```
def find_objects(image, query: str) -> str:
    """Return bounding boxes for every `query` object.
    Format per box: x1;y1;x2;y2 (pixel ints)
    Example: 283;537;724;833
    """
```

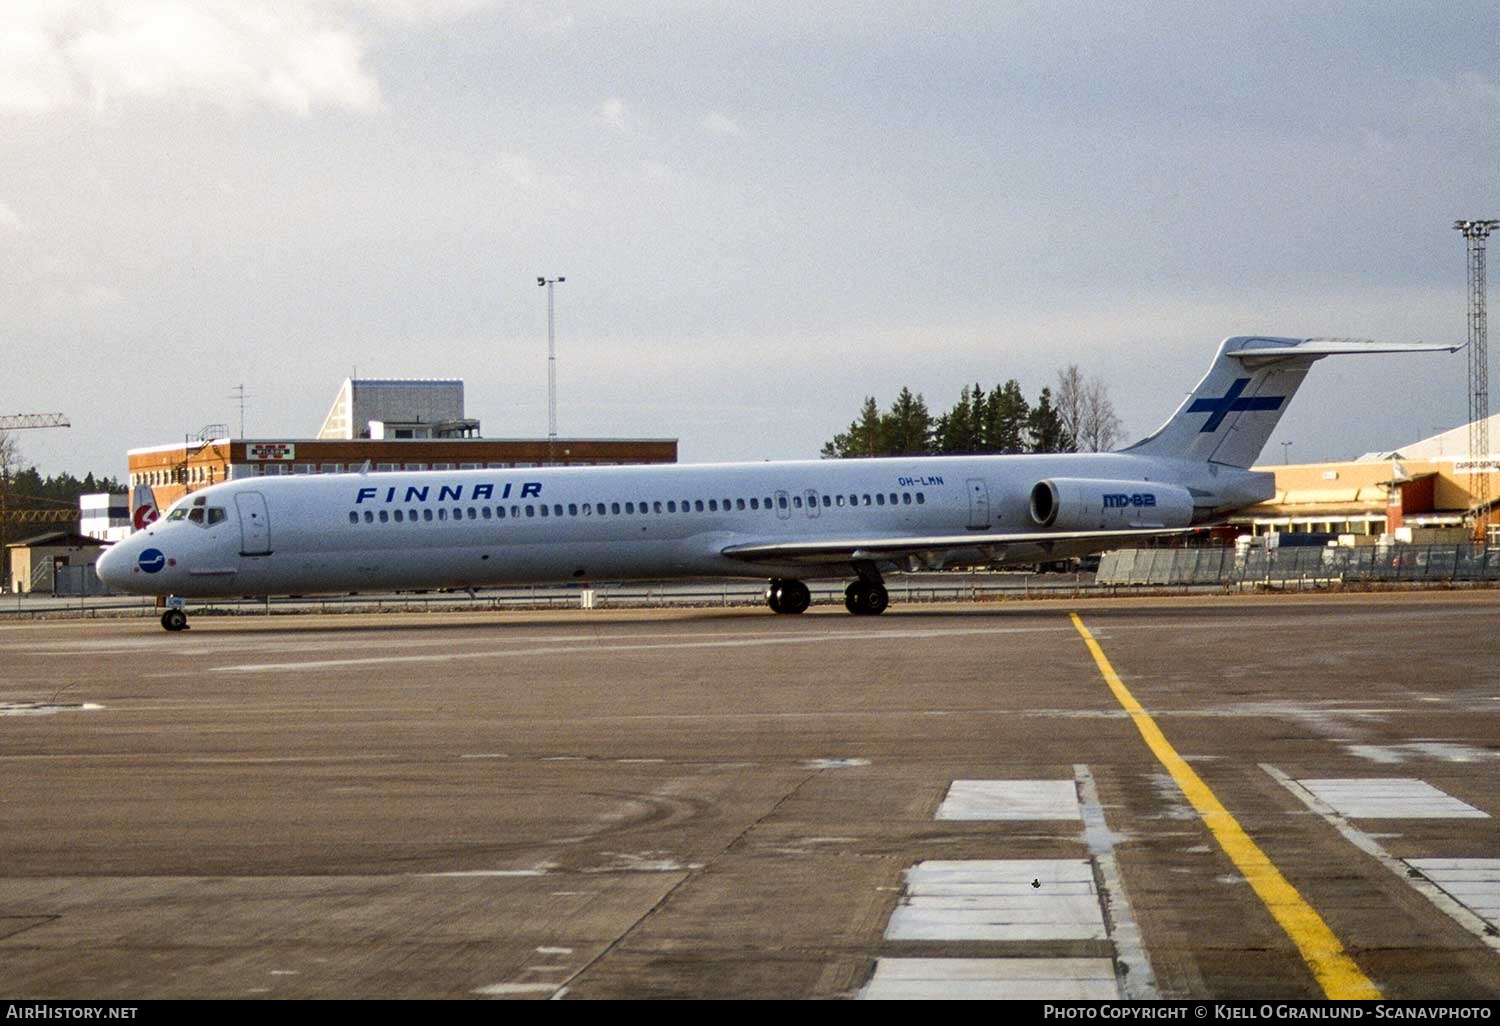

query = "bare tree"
1055;364;1123;452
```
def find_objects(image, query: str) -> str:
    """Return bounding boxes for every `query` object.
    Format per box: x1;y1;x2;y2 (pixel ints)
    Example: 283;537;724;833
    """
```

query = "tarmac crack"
543;768;824;999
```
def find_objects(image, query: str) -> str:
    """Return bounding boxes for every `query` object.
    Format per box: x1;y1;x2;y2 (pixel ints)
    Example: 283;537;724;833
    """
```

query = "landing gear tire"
766;578;811;614
844;580;889;616
160;608;189;632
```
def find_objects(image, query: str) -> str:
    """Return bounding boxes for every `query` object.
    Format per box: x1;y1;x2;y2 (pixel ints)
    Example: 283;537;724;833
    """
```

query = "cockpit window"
188;508;205;524
166;508;188;521
207;508;227;526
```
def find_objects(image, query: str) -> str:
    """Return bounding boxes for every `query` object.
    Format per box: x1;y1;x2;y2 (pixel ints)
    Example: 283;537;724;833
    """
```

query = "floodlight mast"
537;276;565;444
1455;220;1500;541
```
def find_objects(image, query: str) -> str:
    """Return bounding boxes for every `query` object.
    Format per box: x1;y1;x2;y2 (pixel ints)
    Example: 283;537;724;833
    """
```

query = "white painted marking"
1266;765;1500;955
1409;860;1500;926
472;983;561;995
935;780;1080;821
421;870;547;877
886;860;1106;942
1298;778;1488;819
860;958;1118;1001
536;947;574;955
804;758;870;770
207;624;1077;674
1345;742;1499;765
1075;763;1156;999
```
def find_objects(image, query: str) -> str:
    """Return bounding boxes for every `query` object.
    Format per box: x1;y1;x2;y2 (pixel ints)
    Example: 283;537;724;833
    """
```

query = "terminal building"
127;378;678;510
1228;416;1500;543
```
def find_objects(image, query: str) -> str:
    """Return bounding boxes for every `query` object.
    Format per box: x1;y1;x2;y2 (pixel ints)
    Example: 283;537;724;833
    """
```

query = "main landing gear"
843;579;889;616
765;577;811;614
765;563;890;616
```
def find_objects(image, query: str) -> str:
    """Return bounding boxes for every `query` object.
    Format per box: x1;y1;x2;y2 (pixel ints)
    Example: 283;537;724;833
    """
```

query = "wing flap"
721;527;1194;565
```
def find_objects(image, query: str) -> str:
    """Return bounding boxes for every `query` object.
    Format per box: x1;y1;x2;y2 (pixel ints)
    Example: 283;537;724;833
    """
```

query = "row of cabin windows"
346;491;927;526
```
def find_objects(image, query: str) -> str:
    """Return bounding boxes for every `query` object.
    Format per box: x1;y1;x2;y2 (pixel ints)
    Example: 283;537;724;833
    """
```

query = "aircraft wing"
721;527;1196;566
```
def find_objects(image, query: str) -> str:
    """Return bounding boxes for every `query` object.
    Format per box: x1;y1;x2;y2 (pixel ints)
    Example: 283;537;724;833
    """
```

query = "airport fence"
1097;544;1500;587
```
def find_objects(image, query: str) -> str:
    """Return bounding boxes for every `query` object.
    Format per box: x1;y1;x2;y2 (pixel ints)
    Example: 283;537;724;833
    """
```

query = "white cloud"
700;111;741;136
595;96;629;133
497;153;537;189
0;1;387;115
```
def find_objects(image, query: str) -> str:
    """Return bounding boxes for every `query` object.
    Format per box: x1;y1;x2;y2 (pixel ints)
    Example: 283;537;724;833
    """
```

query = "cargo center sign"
246;443;296;462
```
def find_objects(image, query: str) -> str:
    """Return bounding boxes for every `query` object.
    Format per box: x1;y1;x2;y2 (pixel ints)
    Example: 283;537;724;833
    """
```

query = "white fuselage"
96;453;1271;598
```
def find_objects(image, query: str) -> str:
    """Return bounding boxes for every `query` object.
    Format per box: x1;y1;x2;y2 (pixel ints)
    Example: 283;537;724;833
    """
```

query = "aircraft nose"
96;540;132;590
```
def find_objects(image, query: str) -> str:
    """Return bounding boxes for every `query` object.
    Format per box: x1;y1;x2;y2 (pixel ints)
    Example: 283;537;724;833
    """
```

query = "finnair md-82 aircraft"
97;336;1454;631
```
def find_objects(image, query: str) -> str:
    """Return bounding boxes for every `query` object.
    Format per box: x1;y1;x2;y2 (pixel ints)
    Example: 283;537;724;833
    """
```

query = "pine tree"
1027;387;1075;453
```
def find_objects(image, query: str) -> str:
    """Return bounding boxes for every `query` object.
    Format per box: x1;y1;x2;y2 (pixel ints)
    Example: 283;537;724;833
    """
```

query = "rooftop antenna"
228;384;252;439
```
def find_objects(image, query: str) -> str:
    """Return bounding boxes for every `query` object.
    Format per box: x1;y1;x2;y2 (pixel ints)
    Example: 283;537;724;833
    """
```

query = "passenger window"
750;498;759;510
540;504;549;517
379;510;389;523
625;502;634;514
363;511;374;523
424;509;434;521
496;506;505;519
902;493;912;505
611;502;620;515
526;505;535;517
454;507;463;519
553;504;563;517
736;499;746;511
569;503;578;516
876;494;885;506
793;496;802;508
916;493;925;505
348;511;358;524
889;493;898;505
438;509;448;521
394;510;404;523
482;506;491;519
836;495;845;507
708;500;718;512
667;501;677;513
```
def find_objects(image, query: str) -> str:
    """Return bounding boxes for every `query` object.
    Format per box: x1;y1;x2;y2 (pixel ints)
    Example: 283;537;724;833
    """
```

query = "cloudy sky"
3;1;1498;478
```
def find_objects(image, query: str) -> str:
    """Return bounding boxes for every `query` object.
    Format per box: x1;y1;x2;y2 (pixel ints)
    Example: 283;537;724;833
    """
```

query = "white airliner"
97;336;1455;631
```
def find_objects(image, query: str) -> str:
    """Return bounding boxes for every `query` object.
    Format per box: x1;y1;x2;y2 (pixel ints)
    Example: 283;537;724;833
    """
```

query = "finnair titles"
97;336;1457;631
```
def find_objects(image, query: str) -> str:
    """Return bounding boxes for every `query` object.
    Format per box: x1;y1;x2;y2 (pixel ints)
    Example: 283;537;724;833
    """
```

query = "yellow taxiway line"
1069;612;1380;1000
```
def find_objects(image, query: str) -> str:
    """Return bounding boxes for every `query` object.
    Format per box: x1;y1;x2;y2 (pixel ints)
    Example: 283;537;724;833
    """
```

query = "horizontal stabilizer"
1229;337;1460;363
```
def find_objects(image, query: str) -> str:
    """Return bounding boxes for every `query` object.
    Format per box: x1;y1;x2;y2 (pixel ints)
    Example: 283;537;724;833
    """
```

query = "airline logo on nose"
138;548;166;574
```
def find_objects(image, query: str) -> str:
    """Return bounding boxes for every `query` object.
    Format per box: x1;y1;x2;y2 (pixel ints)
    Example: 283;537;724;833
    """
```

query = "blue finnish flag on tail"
1124;336;1459;469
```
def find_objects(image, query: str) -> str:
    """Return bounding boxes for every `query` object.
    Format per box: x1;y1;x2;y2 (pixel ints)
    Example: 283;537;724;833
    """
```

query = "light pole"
537;276;565;446
1281;441;1292;465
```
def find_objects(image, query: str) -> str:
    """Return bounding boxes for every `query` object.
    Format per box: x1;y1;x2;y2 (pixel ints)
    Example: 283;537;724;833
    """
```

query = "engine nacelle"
1028;478;1195;531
